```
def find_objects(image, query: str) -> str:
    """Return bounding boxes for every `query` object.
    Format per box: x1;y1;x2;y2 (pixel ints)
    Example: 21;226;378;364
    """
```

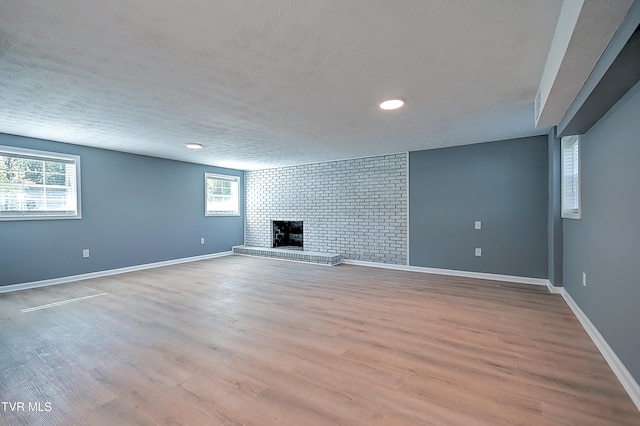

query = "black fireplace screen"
272;221;303;249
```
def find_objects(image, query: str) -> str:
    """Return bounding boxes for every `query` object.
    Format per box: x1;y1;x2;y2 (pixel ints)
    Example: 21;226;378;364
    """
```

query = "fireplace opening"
272;221;303;250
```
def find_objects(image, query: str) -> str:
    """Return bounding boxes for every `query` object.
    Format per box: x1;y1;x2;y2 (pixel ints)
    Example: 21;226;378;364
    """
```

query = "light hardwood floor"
1;255;638;425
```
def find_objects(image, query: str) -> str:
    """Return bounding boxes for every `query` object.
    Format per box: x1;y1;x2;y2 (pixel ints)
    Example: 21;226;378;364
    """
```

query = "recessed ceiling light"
186;143;203;149
379;99;405;110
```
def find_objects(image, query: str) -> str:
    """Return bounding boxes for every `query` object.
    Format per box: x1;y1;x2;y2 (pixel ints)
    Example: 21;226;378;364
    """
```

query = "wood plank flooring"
1;255;638;425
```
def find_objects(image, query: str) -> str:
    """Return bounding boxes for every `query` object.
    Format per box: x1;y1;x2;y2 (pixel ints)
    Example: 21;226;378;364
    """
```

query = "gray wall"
548;128;563;286
563;80;640;382
245;154;407;264
0;133;244;287
409;137;548;278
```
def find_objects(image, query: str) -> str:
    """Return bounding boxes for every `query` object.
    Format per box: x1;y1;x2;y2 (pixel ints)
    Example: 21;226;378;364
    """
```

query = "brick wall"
245;153;407;264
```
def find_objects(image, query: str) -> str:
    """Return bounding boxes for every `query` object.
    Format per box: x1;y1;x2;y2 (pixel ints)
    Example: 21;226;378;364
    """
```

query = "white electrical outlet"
82;249;90;258
582;272;587;286
475;248;482;257
200;238;205;245
475;221;482;230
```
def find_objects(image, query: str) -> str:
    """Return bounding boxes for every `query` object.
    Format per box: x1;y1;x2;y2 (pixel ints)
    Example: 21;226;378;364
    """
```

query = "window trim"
205;172;240;217
0;145;82;221
561;135;581;220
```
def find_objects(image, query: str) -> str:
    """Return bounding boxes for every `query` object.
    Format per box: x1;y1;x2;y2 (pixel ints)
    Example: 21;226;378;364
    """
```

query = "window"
561;135;581;219
0;145;81;220
205;173;239;216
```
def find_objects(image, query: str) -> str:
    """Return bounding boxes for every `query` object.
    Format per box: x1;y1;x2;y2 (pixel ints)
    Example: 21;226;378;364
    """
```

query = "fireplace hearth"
272;221;303;250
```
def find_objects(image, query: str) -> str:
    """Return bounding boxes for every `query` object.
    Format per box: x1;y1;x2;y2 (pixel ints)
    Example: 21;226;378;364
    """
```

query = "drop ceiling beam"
535;0;633;128
558;1;640;137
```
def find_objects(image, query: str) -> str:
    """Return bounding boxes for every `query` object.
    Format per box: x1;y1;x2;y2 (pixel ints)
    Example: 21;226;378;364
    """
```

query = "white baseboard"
341;259;551;287
560;288;640;412
546;282;563;294
0;251;233;294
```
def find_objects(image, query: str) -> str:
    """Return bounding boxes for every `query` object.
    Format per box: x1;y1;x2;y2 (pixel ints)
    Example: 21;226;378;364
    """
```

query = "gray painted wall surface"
0;134;244;287
245;154;407;264
409;137;548;278
548;129;563;286
563;80;640;383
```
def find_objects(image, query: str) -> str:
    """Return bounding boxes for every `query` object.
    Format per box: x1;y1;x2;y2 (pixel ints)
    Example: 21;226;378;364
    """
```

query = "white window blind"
561;135;581;219
0;145;81;220
205;173;239;216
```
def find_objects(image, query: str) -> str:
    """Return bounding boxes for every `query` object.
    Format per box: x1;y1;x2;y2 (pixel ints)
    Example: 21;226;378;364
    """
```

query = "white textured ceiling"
0;1;630;170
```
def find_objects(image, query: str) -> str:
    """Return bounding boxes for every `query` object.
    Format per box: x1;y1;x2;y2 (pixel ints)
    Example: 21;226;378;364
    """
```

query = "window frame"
561;135;581;220
205;172;240;217
0;145;82;221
